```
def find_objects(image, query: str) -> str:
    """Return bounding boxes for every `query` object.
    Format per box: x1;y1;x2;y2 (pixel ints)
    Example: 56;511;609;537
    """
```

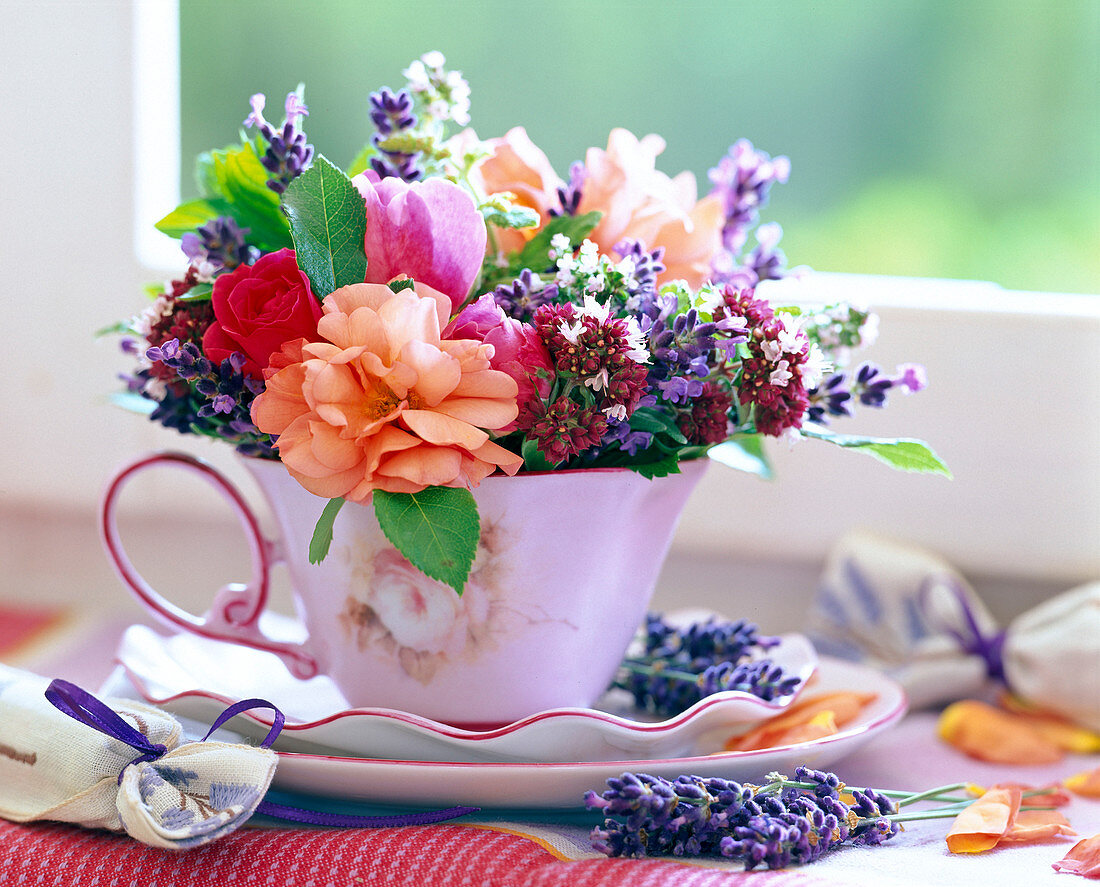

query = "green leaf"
521;437;558;471
309;498;346;564
281;155;368;299
514;211;602;271
154;198;231;238
708;436;774;480
800;427;952;477
481;203;540;230
632;454;682;479
109;391;156;416
373;487;480;595
347;143;375;177
176;283;213;302
197;140;293;251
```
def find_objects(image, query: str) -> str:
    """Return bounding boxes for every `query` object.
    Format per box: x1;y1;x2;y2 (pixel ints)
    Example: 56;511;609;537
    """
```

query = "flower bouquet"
111;52;945;600
101;52;952;722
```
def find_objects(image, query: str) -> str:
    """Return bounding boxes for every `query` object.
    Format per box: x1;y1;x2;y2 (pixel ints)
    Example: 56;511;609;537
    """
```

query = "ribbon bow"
45;679;477;828
918;577;1006;681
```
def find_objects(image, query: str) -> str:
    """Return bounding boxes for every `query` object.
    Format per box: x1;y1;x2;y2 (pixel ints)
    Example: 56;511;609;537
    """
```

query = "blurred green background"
180;0;1099;294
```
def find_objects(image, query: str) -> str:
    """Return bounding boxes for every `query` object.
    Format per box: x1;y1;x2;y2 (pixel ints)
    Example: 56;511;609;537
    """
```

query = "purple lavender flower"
368;86;422;182
615;614;796;715
613;240;666;309
492;268;558;322
806;372;853;423
708;139;790;255
243;91;315;195
180;216;258;274
550;161;587;217
587;767;900;867
852;361;894;407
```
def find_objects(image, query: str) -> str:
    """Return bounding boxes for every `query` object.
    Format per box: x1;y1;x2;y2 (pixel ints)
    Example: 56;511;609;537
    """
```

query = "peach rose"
578;129;723;289
251;281;523;500
476;127;722;288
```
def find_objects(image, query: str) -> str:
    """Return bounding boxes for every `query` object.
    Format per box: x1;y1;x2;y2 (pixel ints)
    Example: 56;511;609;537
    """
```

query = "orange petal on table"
937;700;1064;764
987;782;1073;807
946;785;1022;853
1053;834;1100;878
1000;809;1076;843
1065;767;1100;798
723;692;875;752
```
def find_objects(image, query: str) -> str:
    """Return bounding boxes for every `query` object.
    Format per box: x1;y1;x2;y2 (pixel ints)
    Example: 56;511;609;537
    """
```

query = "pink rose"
446;295;553;430
201;248;322;379
353;171;487;311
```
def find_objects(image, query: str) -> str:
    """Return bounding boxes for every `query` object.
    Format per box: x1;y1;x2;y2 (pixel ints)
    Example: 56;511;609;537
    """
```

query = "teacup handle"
100;451;319;679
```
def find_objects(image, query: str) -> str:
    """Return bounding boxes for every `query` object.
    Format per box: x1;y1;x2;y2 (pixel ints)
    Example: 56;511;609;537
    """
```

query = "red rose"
202;248;322;378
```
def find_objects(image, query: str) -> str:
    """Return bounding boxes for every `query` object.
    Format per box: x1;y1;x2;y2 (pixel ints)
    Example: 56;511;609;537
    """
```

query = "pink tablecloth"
3;603;1098;886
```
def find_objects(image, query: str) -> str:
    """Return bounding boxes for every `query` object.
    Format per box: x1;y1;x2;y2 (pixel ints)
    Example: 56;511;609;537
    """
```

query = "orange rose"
251;282;523;500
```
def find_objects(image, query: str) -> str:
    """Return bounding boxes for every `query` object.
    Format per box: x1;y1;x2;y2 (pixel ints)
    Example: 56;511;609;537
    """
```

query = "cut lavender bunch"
614;613;800;715
586;766;904;868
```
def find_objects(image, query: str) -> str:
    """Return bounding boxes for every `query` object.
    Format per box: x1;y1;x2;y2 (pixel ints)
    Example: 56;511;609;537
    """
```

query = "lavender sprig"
614;614;800;715
368;86;422;182
587;767;904;868
243;91;315;195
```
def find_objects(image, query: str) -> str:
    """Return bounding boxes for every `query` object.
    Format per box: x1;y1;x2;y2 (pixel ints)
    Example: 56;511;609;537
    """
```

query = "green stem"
896;783;968;807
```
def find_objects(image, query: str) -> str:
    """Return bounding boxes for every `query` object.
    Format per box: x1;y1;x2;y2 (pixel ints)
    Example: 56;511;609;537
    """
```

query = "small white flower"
132;294;174;338
769;359;793;387
800;344;833;390
621;316;650;364
580;293;610;323
558;318;585;344
427;99;450;120
760;338;784;363
614;255;637;277
603;403;628;421
693;285;723;316
584;368;610;392
402;60;430;92
550;232;572;256
776;324;806;356
420;50;446;69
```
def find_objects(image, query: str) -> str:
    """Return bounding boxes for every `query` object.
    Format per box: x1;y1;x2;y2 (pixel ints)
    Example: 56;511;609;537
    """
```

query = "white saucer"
270;657;908;810
112;620;818;763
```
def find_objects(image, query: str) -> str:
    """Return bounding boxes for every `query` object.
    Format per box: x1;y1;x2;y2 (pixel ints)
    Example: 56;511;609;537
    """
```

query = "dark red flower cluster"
518;396;608;464
677;381;733;445
722;285;810;437
146;300;214;383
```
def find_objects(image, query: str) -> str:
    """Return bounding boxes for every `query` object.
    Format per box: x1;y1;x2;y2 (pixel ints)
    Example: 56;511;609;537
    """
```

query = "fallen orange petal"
981;782;1073;807
1066;767;1100;798
723;691;876;752
946;785;1022;853
1053;833;1100;878
1000;809;1076;844
938;700;1064;764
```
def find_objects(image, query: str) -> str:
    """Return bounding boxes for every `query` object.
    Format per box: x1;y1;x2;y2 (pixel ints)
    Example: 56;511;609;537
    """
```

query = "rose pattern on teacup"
337;516;575;683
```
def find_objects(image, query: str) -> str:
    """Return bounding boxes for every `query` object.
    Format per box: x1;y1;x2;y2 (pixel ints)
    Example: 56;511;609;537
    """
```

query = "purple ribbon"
917;577;1006;680
44;679;478;827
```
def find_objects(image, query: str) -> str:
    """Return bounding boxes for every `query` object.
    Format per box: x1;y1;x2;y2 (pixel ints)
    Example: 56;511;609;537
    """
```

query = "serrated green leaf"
801;427;952;477
707;436;774;480
373;487;480;595
281;155;368;300
154;198;231;238
309;498;346;564
632;454;682;479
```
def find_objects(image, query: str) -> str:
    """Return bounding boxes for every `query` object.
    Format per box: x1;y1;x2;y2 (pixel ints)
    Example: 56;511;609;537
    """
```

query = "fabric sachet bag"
0;663;277;849
808;532;1100;729
1002;581;1100;731
806;531;999;709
